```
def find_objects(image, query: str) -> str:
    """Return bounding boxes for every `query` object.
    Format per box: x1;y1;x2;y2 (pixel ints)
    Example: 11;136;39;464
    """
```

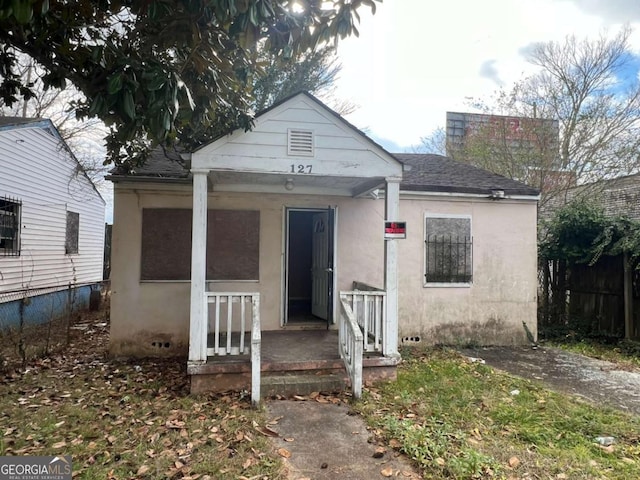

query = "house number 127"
290;164;313;174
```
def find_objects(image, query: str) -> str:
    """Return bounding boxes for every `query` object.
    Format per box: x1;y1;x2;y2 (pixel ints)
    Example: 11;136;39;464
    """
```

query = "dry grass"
5;305;640;479
0;305;284;480
356;347;640;479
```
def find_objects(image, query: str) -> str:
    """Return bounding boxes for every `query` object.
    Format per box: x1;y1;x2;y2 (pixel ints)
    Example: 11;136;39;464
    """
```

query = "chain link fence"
0;281;109;369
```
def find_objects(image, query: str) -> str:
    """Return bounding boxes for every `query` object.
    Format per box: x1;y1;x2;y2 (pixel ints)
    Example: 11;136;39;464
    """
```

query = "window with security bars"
0;196;21;256
425;216;473;284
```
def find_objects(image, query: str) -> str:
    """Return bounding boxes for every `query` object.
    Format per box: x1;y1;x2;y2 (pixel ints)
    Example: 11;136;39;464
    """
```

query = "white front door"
311;212;329;319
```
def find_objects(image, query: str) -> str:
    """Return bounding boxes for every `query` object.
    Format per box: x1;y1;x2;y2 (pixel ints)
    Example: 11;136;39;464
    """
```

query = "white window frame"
65;210;80;255
423;213;473;288
0;197;21;256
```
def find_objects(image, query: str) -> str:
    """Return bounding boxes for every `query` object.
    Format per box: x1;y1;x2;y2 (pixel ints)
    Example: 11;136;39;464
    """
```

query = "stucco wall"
110;184;538;356
397;195;538;346
110;183;384;356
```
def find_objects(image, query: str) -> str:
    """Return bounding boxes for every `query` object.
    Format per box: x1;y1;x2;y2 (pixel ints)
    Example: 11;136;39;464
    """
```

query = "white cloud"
557;0;640;23
335;0;639;151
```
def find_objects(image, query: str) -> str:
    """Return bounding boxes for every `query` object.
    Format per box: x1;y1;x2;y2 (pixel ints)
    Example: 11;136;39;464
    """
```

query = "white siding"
193;94;402;180
0;126;105;300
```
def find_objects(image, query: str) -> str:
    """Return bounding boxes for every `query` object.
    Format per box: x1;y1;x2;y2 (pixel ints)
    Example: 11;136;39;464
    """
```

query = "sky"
334;0;640;153
100;0;640;223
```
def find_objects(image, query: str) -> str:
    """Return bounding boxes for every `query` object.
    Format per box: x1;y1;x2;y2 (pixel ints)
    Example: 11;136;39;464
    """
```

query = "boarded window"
141;209;192;280
140;208;260;281
425;216;472;284
65;211;80;254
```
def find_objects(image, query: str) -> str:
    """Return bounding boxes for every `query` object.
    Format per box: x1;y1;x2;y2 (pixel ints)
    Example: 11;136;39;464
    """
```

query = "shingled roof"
111;150;539;198
109;147;190;180
395;153;540;197
540;172;640;221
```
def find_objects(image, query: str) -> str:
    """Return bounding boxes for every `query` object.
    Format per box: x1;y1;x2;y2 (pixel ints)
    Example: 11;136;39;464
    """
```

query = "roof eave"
400;184;540;200
106;174;191;184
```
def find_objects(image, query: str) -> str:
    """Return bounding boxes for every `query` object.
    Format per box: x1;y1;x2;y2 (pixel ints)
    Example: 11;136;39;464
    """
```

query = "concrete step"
261;371;348;398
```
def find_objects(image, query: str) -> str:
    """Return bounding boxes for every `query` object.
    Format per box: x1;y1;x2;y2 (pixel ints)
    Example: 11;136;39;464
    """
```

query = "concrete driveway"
460;345;640;415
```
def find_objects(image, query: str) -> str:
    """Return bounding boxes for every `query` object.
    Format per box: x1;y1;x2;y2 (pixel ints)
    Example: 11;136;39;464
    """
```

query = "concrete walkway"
264;346;640;479
266;399;420;480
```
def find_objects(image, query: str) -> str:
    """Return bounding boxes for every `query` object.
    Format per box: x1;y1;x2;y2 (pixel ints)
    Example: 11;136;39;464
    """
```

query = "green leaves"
540;198;640;265
106;73;123;95
0;0;382;168
121;90;136;120
10;0;33;23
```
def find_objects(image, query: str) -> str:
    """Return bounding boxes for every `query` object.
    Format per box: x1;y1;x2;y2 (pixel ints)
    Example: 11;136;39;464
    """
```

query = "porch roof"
108;93;405;196
110;150;541;199
107;94;538;200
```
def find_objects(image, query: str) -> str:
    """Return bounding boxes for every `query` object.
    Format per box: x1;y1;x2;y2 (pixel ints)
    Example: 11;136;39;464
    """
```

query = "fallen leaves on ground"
277;448;291;458
354;347;640;480
0;307;283;479
507;456;520;468
380;466;394;477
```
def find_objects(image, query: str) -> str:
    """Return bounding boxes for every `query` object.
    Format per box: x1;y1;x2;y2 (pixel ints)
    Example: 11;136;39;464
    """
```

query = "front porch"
185;93;406;404
187;329;399;396
187;289;400;403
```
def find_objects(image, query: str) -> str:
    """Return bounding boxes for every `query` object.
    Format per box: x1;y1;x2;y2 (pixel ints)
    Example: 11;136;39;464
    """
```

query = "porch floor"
189;329;394;376
201;330;341;371
188;329;400;394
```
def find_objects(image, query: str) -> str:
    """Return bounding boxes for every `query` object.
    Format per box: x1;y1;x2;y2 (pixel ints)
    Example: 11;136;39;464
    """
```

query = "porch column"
384;179;400;357
188;170;208;363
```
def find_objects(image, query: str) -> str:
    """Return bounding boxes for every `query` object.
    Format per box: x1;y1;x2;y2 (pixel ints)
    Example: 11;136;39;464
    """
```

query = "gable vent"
288;129;314;156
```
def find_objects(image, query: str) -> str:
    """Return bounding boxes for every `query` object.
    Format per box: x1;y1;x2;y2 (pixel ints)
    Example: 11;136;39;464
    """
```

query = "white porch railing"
205;292;261;405
340;289;385;353
338;295;363;399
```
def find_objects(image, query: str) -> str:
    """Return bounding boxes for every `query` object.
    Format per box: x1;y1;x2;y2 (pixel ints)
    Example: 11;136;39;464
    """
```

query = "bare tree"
448;27;640;207
252;46;356;115
0;53;108;185
448;110;562;206
417;126;447;155
527;27;640;180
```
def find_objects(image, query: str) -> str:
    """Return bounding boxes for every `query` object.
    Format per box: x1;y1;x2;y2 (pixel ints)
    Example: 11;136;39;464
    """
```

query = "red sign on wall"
384;221;407;239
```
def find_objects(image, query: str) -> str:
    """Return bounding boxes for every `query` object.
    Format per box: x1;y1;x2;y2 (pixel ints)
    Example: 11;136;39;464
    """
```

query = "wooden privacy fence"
539;255;640;339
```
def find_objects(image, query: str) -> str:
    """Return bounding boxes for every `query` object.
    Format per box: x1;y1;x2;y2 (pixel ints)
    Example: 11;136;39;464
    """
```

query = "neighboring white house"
107;93;539;397
0;117;106;327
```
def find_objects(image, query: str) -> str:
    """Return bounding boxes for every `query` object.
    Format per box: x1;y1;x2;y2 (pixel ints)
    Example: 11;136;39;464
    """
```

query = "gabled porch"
184;93;405;404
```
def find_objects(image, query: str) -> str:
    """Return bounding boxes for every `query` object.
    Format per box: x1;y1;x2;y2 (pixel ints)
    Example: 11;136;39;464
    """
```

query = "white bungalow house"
108;93;539;403
0;117;106;327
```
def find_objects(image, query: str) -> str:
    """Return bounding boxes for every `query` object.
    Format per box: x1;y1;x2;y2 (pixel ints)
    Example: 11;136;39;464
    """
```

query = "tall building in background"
446;112;559;159
445;112;572;203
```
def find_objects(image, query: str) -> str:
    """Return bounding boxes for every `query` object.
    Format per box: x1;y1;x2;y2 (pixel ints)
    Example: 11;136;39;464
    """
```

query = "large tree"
252;45;355;115
0;0;379;169
441;27;640;207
